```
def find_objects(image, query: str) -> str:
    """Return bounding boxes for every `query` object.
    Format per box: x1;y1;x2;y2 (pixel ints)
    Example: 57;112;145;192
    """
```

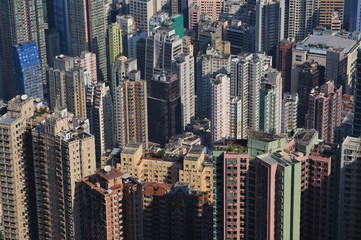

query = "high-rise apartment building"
196;47;231;119
76;51;98;84
32;109;96;239
338;137;361;239
230;53;272;135
187;0;224;29
144;27;183;89
108;22;123;64
211;74;230;143
174;54;195;130
281;92;298;134
80;167;143;240
86;82;114;162
278;38;296;92
69;0;108;82
0;0;47;100
116;15;137;58
259;69;282;135
111;58;148;148
148;72;182;145
247;152;301;239
13;42;44;100
65;67;87;118
0;96;35;239
319;0;344;31
305;80;342;142
230;97;243;139
285;0;319;41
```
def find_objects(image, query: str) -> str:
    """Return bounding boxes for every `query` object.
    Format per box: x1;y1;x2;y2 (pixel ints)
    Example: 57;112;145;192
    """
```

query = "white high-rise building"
130;0;160;36
230;53;272;136
211;74;230;143
281;92;298;134
174;54;195;130
230;96;243;139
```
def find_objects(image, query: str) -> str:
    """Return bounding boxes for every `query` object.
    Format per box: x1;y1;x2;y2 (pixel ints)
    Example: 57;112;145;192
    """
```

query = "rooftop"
0;115;16;125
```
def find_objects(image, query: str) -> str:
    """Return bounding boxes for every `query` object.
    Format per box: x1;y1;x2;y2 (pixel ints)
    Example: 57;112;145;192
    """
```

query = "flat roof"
0;116;16;125
297;35;357;54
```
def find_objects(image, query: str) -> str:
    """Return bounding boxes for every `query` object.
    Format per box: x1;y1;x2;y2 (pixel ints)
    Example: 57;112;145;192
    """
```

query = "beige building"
0;95;35;239
319;0;344;31
118;143;214;202
32;109;96;239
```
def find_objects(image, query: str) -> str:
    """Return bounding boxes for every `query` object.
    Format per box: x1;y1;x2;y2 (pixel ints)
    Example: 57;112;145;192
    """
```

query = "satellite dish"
104;165;112;172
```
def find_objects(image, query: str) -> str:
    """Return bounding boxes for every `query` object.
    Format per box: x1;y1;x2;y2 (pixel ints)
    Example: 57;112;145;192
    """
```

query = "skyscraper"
281;92;298;134
319;0;344;31
259;69;282;135
86;82;114;162
353;48;361;137
0;96;35;239
0;0;47;100
305;80;342;142
112;58;148;148
129;0;158;35
148;72;181;145
211;74;230;143
278;38;296;92
13;42;44;99
69;0;108;82
174;54;195;130
108;22;123;64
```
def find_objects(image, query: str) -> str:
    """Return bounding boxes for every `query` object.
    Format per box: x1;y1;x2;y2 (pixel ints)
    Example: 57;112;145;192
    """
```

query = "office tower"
305;80;342;142
259;69;282;135
197;47;231;119
226;20;256;55
285;0;319;41
143;182;212;240
0;0;47;101
281;93;298;134
148;72;182;145
45;29;61;67
13;42;44;100
80;167;143;240
353;49;361;137
54;0;71;54
111;58;148;148
174;54;195;130
86;82;114;162
338;137;361;239
293;61;325;127
247;152;301;239
278;38;296;92
0;96;35;239
108;22;123;64
32;109;95;239
230;97;242;139
347;0;361;31
65;67;87;118
213;149;249;240
77;51;97;84
319;0;344;31
292;31;359;94
247;131;286;158
129;0;158;35
144;27;183;87
211;74;230;143
255;0;283;66
69;0;108;82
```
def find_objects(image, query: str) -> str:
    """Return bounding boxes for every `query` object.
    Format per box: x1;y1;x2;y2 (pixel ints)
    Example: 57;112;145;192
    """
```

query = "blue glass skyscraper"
13;42;43;99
